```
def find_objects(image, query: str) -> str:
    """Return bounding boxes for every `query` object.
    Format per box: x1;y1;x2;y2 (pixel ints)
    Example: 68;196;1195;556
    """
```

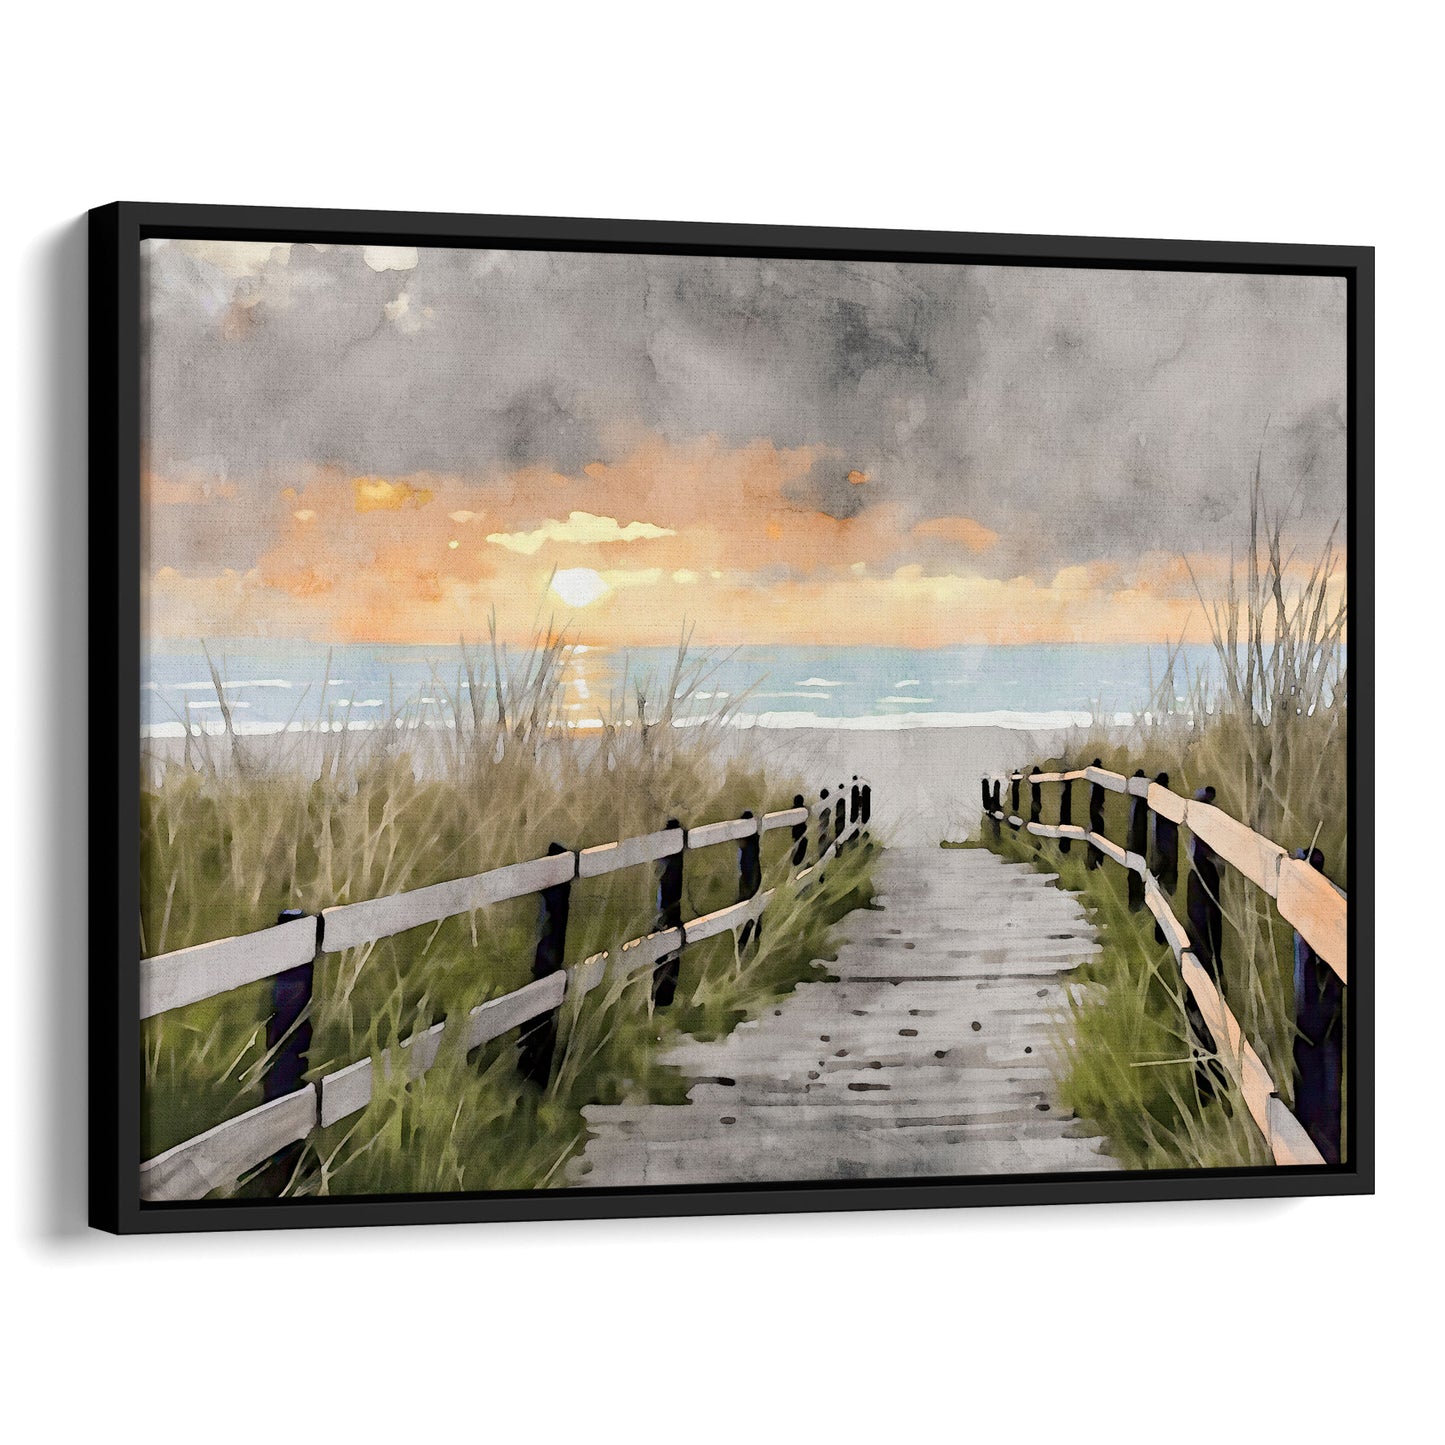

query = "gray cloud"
142;240;1346;574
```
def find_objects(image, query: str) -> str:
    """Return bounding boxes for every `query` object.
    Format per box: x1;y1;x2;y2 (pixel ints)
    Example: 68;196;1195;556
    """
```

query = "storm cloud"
142;239;1347;582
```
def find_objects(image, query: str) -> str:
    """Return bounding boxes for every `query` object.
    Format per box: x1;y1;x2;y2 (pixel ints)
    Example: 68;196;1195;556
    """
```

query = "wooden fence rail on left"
140;785;871;1203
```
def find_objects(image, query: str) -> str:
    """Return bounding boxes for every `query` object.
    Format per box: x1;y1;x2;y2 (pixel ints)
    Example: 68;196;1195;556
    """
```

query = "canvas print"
135;236;1350;1204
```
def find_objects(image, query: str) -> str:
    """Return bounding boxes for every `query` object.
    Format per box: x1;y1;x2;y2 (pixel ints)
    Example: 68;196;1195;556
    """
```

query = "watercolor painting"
135;237;1350;1202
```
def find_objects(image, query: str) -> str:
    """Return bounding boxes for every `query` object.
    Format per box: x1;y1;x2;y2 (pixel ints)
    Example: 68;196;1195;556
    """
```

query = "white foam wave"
142;707;1138;741
795;677;843;687
168;679;292;691
718;708;1135;732
143;717;384;739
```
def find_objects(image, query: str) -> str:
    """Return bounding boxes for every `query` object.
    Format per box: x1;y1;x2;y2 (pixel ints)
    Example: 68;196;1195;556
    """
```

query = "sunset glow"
141;428;1345;648
140;240;1347;650
550;567;611;609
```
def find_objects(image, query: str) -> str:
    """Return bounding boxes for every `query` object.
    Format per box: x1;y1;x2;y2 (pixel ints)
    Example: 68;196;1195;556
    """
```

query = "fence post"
834;786;846;850
989;778;1002;839
1167;791;1225;1103
1292;847;1343;1163
860;780;871;828
737;810;762;952
264;908;314;1103
1186;786;1223;984
253;907;316;1194
816;788;832;860
1151;772;1179;893
791;793;808;867
1086;759;1106;870
850;776;861;837
651;819;685;1007
1127;769;1148;911
518;842;573;1083
1058;774;1073;853
1029;767;1041;826
1183;989;1225;1103
1150;770;1179;944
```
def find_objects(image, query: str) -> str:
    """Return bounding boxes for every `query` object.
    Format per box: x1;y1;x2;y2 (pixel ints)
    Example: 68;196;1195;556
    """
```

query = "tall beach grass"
983;485;1347;1169
140;626;876;1194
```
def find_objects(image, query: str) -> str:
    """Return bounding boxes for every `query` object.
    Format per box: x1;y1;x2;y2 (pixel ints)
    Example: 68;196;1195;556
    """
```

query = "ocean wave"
143;706;1140;741
795;677;843;687
166;679;292;691
717;708;1136;731
143;718;381;738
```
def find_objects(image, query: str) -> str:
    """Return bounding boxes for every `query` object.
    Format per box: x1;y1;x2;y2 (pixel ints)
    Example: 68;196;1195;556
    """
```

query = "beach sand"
143;720;1090;850
712;723;1082;848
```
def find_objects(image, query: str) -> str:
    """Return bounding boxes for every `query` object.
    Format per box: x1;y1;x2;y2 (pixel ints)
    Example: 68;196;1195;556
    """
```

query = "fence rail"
140;807;819;1020
140;780;873;1202
984;761;1347;1167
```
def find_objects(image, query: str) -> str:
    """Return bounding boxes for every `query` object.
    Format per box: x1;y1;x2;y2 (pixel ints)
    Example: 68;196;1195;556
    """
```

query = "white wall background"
4;4;1437;1439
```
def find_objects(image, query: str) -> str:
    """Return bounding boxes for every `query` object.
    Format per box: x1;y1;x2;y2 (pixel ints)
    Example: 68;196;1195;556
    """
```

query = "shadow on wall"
35;216;89;1242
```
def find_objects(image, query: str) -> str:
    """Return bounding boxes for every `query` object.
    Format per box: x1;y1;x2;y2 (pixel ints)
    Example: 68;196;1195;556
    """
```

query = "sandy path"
711;722;1077;847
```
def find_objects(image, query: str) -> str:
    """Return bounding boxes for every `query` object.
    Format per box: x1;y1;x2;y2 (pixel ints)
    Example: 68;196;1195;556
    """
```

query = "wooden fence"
139;778;874;1202
982;762;1347;1168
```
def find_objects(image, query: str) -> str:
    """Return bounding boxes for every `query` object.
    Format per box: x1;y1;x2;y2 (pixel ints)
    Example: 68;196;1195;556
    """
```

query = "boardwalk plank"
569;847;1118;1187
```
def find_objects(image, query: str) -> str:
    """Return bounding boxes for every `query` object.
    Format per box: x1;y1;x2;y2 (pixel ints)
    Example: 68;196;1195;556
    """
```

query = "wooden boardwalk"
568;846;1119;1186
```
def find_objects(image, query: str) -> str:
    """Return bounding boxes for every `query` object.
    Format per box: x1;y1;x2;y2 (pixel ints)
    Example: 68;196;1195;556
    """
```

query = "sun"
550;568;611;608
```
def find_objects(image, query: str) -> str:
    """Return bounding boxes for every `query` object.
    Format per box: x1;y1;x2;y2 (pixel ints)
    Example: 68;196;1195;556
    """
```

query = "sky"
140;239;1347;648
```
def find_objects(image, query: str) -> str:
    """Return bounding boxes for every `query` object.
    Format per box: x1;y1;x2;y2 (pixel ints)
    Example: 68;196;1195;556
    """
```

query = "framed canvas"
90;202;1373;1234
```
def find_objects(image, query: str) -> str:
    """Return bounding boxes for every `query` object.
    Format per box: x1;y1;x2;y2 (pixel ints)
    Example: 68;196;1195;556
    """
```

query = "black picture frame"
90;201;1374;1234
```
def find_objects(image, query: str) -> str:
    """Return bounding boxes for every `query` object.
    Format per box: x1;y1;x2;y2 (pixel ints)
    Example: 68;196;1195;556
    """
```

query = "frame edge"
92;205;1375;1232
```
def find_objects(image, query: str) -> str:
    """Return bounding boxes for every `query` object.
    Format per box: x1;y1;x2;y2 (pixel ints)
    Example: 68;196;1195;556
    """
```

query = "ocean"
140;640;1223;739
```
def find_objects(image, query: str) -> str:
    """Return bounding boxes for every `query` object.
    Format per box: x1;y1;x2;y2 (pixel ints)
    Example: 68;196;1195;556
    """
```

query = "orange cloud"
485;511;675;555
143;435;1332;649
144;541;1274;649
911;515;1000;553
353;477;435;512
143;470;237;505
265;566;334;598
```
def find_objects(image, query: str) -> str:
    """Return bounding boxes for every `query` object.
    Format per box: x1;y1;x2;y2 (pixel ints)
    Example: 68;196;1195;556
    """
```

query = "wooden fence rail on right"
984;762;1347;1169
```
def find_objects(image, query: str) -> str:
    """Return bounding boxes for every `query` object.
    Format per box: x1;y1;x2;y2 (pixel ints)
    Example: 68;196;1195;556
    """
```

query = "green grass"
978;482;1346;1170
986;823;1272;1169
140;629;876;1194
302;842;876;1197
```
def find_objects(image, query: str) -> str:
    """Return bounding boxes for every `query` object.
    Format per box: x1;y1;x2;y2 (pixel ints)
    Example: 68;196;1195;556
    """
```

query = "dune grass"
981;488;1347;1170
139;628;876;1194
